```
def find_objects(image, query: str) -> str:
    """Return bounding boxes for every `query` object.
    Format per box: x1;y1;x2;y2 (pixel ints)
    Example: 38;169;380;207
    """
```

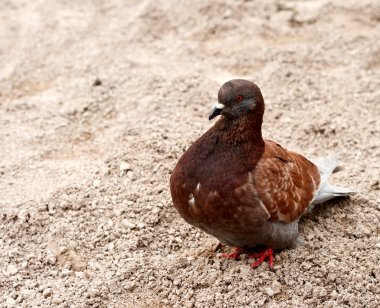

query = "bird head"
209;79;265;121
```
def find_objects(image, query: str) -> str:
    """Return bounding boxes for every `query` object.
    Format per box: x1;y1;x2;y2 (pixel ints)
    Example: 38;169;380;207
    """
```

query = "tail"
311;154;355;205
313;183;355;205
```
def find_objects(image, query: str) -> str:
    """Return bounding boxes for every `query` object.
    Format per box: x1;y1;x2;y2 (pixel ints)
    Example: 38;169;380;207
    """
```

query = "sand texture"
1;0;379;307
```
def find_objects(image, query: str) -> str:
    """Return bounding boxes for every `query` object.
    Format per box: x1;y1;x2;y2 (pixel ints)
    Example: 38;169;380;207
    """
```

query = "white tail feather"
312;153;339;188
311;154;355;205
313;183;355;205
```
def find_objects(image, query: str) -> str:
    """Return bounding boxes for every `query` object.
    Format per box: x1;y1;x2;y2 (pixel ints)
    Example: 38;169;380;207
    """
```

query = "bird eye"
235;95;243;102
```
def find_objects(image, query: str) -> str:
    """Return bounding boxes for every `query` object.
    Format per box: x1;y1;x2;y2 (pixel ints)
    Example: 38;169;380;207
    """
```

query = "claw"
220;247;243;260
248;248;274;270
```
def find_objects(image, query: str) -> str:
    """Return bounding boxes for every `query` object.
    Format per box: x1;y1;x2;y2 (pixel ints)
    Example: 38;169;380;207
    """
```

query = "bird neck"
216;111;264;147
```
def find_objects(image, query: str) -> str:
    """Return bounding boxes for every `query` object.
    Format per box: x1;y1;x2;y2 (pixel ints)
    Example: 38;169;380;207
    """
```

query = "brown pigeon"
170;79;353;269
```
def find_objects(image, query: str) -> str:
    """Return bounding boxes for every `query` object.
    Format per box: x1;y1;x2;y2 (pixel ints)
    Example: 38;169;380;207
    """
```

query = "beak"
208;103;225;121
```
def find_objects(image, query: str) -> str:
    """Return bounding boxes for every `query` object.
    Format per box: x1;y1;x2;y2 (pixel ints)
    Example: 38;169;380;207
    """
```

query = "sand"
0;0;379;307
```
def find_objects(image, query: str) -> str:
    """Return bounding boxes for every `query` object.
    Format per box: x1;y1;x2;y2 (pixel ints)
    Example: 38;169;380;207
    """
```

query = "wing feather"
252;140;320;223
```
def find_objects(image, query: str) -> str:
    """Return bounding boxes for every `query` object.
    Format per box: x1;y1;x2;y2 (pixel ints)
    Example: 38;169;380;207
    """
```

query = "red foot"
248;248;274;270
220;247;244;260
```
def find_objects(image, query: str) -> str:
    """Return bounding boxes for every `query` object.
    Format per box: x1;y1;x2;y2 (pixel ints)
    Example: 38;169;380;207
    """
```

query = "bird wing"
252;140;321;223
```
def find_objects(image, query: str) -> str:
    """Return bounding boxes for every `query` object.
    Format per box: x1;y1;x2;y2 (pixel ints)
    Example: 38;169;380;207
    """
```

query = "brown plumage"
170;79;352;269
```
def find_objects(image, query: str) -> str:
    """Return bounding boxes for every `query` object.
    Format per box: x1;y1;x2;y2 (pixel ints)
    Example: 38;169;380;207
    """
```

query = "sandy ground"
1;0;379;307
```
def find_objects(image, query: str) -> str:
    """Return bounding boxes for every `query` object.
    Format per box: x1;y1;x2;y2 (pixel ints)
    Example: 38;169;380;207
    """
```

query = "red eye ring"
235;95;244;102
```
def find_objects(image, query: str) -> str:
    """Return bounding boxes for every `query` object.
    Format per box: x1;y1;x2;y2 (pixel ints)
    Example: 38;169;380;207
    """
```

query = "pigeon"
169;79;353;269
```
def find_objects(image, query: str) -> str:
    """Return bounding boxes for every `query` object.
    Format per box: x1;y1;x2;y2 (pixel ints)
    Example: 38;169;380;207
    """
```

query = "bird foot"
248;248;274;270
220;247;244;260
